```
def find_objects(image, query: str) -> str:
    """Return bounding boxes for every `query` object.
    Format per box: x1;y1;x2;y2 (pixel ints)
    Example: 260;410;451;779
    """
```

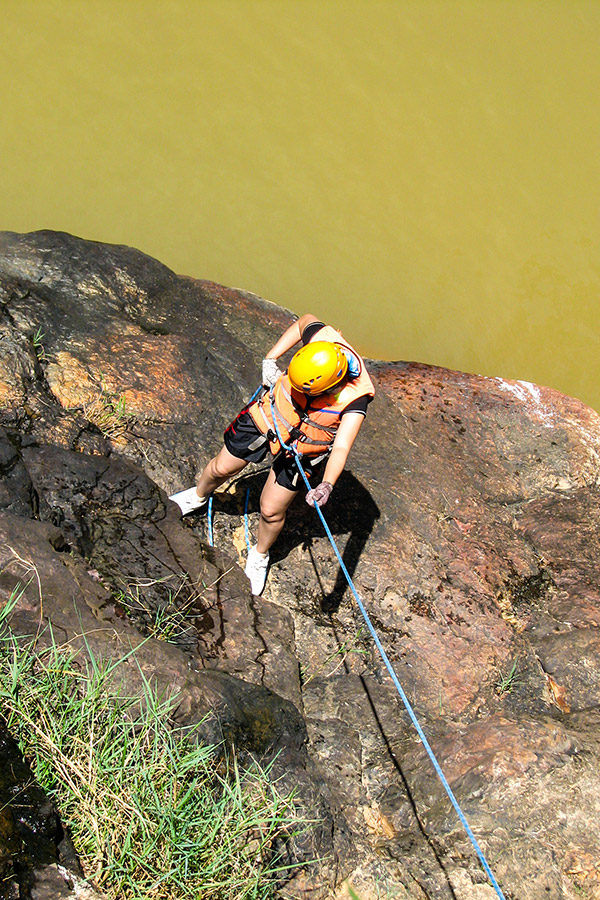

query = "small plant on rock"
114;569;235;645
82;377;134;440
494;659;520;697
32;326;46;360
301;626;367;686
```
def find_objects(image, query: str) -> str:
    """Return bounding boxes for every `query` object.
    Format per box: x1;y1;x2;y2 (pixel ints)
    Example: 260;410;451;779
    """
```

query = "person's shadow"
213;466;380;613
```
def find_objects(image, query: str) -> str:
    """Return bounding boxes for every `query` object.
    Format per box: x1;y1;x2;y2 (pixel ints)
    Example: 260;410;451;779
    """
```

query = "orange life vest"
248;325;375;457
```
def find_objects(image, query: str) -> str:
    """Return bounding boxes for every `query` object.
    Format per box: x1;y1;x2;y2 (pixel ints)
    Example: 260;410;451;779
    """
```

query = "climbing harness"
247;334;374;459
266;387;507;900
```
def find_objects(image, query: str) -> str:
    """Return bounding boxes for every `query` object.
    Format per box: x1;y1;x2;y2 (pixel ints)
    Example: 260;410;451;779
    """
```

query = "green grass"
32;325;46;360
300;626;367;686
0;587;309;899
113;574;207;645
494;658;520;697
82;386;132;439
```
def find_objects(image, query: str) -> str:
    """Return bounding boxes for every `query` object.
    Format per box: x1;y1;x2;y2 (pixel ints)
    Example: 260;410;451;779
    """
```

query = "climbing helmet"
288;341;349;395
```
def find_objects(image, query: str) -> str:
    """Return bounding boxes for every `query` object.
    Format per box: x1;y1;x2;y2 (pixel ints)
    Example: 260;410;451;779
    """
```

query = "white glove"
305;482;333;508
262;358;282;388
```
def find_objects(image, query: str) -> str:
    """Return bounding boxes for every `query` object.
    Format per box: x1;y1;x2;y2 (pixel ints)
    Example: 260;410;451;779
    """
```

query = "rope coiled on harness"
266;386;507;900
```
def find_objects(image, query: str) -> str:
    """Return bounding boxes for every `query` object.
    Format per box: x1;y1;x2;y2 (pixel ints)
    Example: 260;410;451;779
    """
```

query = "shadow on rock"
211;467;381;613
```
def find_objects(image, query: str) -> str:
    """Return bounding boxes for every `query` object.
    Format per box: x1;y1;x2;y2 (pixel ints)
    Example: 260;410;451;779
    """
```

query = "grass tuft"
494;658;520;697
0;587;309;899
32;325;46;360
82;387;132;439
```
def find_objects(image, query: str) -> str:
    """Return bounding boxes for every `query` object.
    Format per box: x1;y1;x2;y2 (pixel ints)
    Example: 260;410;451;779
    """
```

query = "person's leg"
256;468;298;554
196;444;248;497
245;468;298;594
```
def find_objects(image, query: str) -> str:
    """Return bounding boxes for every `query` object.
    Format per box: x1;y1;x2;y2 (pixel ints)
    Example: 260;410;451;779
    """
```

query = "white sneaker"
244;546;270;595
169;487;208;516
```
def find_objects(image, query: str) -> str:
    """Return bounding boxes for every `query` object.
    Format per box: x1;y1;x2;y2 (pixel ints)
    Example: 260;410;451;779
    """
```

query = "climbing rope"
207;495;214;547
244;487;252;554
265;387;507;900
207;386;264;549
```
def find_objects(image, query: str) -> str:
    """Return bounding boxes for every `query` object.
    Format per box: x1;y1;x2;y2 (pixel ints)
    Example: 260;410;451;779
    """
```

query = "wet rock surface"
0;230;599;898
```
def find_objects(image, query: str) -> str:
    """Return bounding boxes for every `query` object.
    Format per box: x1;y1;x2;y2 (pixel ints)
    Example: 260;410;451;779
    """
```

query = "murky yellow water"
2;1;599;409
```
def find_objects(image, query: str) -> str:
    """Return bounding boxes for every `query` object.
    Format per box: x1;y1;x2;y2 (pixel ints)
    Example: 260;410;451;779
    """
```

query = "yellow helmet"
288;341;348;395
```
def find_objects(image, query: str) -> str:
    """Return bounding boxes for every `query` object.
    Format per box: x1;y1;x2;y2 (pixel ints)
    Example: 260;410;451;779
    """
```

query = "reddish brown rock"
1;230;600;900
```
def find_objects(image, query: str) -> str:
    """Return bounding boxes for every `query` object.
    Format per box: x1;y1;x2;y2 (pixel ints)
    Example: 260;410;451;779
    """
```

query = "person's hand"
262;358;282;388
305;481;333;508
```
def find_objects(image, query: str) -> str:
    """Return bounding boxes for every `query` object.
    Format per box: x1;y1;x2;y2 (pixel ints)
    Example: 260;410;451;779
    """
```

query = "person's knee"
211;451;243;481
210;457;229;480
259;500;286;525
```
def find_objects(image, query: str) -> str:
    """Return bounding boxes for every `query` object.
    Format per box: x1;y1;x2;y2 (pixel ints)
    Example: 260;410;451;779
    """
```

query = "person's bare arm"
265;313;321;360
322;412;365;487
306;412;365;507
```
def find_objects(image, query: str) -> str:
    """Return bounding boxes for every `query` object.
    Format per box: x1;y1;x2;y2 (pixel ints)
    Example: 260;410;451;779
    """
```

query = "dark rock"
0;721;88;900
1;230;600;899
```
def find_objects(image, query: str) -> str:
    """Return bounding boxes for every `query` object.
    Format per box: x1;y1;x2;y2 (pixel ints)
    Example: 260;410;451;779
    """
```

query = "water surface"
2;1;599;408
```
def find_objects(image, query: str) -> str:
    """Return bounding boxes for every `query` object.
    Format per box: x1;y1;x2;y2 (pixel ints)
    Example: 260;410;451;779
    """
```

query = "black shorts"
223;410;327;492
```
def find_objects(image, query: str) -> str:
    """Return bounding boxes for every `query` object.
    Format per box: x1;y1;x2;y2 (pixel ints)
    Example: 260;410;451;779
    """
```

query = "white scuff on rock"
493;376;600;487
494;378;556;427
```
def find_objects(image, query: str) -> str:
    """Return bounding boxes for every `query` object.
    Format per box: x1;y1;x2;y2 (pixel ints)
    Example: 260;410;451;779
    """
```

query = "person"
170;314;375;595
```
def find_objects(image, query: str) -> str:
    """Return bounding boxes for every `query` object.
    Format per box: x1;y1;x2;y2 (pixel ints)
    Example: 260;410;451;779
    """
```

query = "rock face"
1;230;599;899
0;721;91;900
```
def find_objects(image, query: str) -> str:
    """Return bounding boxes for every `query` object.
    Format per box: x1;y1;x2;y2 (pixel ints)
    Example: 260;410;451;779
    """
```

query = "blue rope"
267;388;506;900
207;495;214;547
207;386;262;551
246;385;263;405
244;487;252;554
243;386;265;555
